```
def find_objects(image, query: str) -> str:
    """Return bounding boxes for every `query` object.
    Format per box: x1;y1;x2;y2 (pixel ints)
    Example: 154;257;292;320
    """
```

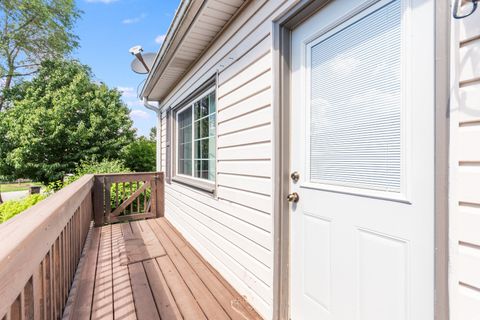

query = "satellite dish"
130;52;156;74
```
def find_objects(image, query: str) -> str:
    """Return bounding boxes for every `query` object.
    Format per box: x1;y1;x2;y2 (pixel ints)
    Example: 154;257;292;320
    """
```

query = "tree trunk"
0;73;14;111
0;190;3;204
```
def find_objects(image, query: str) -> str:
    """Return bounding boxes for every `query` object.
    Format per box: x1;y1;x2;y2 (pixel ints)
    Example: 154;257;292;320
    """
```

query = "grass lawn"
0;182;43;193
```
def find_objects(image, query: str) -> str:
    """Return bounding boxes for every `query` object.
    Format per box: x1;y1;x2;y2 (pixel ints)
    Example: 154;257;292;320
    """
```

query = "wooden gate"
93;172;164;225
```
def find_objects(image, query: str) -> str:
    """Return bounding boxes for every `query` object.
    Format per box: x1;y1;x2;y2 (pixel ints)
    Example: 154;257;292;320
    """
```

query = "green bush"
121;137;156;172
0;194;48;223
47;159;130;191
65;159;129;182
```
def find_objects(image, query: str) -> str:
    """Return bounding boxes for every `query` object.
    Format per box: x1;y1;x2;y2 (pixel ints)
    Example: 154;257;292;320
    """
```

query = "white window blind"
309;0;402;192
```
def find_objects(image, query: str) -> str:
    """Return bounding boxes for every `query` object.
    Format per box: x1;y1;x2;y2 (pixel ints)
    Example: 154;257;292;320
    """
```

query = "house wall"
449;4;480;319
157;1;298;318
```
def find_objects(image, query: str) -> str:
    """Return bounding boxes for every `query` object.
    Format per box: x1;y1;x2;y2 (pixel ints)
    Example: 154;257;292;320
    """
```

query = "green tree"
149;126;157;141
0;0;81;110
0;60;136;184
121;137;156;172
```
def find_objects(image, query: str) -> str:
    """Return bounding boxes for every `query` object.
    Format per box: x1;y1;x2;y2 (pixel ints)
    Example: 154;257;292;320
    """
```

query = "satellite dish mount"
129;45;155;74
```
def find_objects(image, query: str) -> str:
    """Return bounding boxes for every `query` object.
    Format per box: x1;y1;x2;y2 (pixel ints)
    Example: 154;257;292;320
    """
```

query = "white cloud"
117;86;136;99
122;13;146;24
85;0;118;3
126;100;144;108
130;109;150;120
155;34;166;44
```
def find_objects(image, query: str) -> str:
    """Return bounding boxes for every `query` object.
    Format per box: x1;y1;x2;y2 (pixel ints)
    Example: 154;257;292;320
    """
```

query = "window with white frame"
176;89;216;183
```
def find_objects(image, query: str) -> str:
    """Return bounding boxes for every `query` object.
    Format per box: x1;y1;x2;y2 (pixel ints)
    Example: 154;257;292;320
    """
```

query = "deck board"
157;219;261;320
128;262;160;320
142;259;183;320
149;218;230;320
64;217;262;320
111;224;136;320
91;225;114;320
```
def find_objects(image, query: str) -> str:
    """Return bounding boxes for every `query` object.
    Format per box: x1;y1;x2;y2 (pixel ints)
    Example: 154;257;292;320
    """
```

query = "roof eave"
140;0;194;100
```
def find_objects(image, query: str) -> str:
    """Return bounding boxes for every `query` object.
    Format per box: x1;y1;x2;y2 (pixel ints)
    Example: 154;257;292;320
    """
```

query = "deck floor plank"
121;221;166;265
66;217;262;320
111;224;137;320
128;262;160;320
156;255;207;320
91;225;114;320
157;218;263;320
148;219;230;320
142;259;183;320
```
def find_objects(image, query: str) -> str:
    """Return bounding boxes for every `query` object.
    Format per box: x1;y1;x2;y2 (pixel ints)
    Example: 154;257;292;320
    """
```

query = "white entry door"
290;0;435;319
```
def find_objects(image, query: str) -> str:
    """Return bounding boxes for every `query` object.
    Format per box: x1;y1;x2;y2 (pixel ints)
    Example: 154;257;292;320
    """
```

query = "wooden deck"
63;217;262;320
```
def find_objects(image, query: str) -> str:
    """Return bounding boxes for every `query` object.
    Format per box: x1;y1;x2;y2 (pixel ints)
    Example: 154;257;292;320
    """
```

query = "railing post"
150;175;157;217
93;176;104;226
155;172;164;218
104;177;111;224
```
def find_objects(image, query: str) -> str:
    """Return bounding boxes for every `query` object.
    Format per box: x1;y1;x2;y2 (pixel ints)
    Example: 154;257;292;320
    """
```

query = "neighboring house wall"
157;1;296;318
449;5;480;319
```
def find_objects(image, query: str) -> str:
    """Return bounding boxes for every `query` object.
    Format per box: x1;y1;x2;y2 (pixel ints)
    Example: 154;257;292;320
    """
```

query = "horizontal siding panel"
166;199;272;284
458;244;480;289
167;183;271;231
218;186;272;214
459;40;480;82
457;170;480;203
165;185;271;249
218;106;271;135
456;284;480;319
458;84;480;123
218;142;271;161
219;35;271;84
218;88;271;123
457;128;480;160
458;207;480;246
218;160;271;178
165;202;272;316
165;190;272;268
218;53;271;98
218;124;271;148
218;173;271;196
459;11;480;42
218;71;271;110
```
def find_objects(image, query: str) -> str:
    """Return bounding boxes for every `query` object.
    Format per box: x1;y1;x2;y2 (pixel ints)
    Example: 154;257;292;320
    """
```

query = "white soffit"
142;0;247;101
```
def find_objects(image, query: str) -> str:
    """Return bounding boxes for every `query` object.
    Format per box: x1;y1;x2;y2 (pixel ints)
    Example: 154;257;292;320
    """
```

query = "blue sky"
74;0;180;137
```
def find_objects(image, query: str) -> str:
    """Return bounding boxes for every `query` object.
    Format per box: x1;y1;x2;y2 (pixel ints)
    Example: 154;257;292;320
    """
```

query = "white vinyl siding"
308;0;402;193
157;1;297;317
450;3;480;319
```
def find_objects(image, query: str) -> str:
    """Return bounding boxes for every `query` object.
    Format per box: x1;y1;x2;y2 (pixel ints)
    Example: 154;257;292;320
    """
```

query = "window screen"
309;0;402;192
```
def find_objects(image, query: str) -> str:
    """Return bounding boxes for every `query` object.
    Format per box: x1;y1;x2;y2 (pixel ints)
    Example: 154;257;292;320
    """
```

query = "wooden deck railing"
93;172;164;226
0;172;164;320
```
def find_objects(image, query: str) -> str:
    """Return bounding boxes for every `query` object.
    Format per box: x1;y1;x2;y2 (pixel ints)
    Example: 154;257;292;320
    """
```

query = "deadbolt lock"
290;171;300;182
287;192;299;203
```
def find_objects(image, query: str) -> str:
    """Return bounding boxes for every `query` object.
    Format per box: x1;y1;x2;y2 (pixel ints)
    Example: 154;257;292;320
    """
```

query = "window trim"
172;86;217;193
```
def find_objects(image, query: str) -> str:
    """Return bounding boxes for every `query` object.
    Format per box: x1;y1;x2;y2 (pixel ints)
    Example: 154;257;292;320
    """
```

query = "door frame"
271;1;450;319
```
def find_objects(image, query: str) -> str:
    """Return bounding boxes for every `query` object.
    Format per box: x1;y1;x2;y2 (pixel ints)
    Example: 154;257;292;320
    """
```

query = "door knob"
287;192;299;203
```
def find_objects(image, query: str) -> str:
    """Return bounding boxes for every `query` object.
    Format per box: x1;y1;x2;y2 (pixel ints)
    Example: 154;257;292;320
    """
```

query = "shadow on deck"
64;218;261;320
